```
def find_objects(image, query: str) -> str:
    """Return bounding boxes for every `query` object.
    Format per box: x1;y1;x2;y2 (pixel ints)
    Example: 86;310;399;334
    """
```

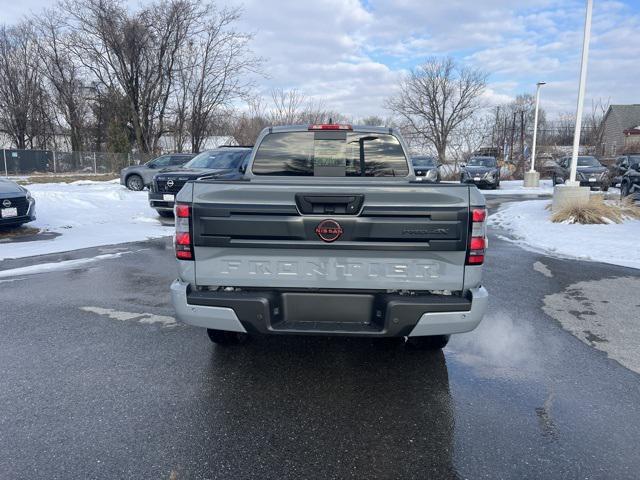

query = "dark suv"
120;153;195;191
611;154;640;187
552;156;610;191
0;178;36;228
460;156;500;189
620;159;640;199
149;147;252;216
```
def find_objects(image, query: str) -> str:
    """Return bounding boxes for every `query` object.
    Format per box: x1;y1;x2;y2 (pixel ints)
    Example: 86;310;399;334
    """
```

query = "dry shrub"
620;196;640;220
551;195;631;224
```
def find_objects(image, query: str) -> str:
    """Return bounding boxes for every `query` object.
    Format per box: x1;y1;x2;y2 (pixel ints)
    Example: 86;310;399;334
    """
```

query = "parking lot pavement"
1;200;640;479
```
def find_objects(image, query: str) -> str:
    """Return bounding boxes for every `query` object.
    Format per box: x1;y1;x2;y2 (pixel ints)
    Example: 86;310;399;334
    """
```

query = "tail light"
308;124;352;131
175;203;193;260
467;207;487;265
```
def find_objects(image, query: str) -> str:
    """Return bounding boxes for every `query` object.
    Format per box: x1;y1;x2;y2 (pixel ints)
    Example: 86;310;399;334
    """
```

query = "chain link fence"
1;149;157;176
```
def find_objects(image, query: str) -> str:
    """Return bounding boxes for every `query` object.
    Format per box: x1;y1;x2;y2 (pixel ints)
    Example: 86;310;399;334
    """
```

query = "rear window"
252;131;409;177
185;150;249;169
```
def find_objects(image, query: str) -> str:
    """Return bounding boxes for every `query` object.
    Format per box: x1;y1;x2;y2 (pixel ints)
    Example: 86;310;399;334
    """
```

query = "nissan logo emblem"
2;199;11;208
166;180;174;187
315;219;343;243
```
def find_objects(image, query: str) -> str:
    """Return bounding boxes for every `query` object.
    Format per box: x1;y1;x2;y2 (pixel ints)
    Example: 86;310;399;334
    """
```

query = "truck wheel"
406;335;450;350
207;328;248;345
126;174;144;191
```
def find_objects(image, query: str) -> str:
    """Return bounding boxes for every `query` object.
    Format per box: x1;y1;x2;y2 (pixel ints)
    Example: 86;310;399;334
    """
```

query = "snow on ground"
484;179;554;196
489;199;640;269
0;180;173;260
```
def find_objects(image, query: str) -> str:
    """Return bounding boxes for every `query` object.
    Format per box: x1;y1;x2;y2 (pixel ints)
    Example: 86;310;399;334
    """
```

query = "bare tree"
61;0;203;153
386;56;487;164
34;9;89;161
0;22;53;149
179;6;259;152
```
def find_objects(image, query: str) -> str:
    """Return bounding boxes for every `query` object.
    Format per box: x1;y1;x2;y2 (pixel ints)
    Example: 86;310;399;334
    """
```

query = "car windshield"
468;157;496;167
412;156;436;167
252;131;409;177
629;156;640;163
184;150;248;169
577;156;601;167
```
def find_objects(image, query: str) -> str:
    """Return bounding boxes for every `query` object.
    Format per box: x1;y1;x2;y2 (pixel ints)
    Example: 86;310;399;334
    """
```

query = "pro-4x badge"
315;219;343;243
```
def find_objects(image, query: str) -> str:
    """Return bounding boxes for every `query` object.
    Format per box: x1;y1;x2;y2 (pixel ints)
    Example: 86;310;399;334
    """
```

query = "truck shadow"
203;336;458;479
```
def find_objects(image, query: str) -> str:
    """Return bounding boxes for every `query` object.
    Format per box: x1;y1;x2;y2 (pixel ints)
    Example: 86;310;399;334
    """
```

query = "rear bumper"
148;192;175;211
170;279;488;337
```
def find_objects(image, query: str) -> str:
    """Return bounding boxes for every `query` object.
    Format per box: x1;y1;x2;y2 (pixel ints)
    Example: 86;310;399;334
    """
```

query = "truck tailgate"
190;181;471;291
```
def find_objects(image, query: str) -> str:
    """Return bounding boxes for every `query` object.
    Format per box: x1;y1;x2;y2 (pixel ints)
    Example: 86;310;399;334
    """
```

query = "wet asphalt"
1;195;639;480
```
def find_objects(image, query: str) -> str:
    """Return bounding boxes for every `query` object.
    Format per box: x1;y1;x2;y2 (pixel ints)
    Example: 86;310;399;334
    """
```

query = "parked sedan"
620;159;640;199
0;178;36;228
552;156;611;191
460;156;501;189
149;147;252;216
120;153;195;191
411;156;441;182
611;154;640;187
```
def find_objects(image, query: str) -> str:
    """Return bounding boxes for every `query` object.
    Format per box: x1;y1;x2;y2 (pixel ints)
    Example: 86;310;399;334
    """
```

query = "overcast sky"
3;0;639;119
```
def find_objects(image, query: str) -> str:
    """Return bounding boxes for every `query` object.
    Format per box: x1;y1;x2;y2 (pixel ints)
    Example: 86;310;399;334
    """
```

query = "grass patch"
15;174;117;185
551;195;640;224
0;226;40;239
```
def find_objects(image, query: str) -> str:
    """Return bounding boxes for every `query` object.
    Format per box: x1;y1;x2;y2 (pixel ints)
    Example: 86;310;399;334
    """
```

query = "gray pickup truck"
170;124;488;349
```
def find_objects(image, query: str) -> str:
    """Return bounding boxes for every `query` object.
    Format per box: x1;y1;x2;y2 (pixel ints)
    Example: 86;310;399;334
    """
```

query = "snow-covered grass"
489;199;640;269
0;180;173;260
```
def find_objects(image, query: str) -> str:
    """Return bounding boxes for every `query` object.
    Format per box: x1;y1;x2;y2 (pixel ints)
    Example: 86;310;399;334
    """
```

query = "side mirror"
148;163;157;169
460;163;466;168
238;165;247;174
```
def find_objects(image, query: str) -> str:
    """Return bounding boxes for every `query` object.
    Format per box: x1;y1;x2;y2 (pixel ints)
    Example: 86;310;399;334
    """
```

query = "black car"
0;178;36;228
120;153;195;191
611;154;640;187
411;156;441;182
552;156;611;191
460;156;500;189
620;158;640;199
149;147;252;216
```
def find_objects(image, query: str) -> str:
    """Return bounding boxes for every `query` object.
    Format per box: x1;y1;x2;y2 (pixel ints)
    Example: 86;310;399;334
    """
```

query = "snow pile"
0;180;173;260
489;199;640;269
485;179;554;196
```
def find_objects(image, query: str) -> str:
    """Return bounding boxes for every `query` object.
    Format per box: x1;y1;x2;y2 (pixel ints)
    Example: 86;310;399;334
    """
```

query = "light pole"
552;0;593;211
530;82;546;173
524;81;546;187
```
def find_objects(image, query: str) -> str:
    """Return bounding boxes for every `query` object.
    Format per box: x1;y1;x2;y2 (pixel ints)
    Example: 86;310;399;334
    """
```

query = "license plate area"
589;177;597;182
281;292;374;324
163;194;175;201
1;207;18;218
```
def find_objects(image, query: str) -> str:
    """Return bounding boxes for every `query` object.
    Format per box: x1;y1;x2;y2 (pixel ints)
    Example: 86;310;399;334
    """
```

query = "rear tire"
406;335;450;350
126;174;144;191
158;210;173;218
207;329;248;345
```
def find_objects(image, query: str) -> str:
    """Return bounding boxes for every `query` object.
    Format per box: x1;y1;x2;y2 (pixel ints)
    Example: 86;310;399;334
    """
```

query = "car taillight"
467;207;487;265
175;203;193;260
308;124;353;130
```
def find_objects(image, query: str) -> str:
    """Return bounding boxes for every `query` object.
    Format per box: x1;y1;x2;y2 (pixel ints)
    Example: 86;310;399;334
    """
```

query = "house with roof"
599;105;640;156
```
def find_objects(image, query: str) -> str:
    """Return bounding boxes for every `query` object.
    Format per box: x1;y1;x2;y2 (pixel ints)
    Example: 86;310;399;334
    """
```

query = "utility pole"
525;81;546;187
553;0;593;210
